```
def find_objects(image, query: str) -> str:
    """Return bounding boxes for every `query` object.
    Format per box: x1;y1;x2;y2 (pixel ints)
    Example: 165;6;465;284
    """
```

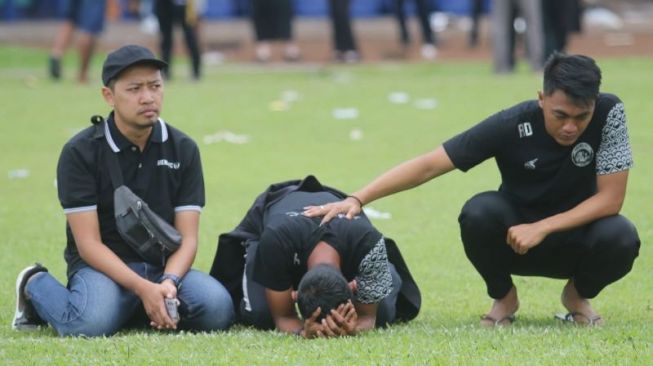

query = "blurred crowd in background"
0;0;643;83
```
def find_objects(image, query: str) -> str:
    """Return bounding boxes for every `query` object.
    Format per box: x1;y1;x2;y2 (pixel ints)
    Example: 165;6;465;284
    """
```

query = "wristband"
347;195;364;208
160;273;182;289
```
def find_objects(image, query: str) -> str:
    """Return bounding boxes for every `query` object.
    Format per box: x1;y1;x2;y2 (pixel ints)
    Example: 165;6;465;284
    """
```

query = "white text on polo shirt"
157;159;181;169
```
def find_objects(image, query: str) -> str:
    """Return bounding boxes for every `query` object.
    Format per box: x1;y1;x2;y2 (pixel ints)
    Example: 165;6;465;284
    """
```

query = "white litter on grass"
332;108;359;120
202;51;225;66
24;75;38;88
332;72;353;84
363;207;392;220
269;100;289;112
414;98;439;110
281;90;300;103
349;128;363;141
203;131;250;145
388;91;410;104
8;169;29;179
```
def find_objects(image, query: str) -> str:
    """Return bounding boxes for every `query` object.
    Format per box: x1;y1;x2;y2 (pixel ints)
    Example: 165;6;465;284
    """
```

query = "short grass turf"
0;46;651;365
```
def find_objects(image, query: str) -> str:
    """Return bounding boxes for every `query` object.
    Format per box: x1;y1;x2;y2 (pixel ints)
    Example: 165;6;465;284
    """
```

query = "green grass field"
0;46;651;365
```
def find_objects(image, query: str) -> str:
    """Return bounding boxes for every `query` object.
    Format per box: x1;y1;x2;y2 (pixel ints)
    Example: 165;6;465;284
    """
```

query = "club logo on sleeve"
518;122;533;138
571;142;594;167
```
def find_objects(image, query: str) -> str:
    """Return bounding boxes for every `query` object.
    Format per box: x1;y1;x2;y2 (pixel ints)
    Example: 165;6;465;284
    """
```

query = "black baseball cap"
102;45;167;86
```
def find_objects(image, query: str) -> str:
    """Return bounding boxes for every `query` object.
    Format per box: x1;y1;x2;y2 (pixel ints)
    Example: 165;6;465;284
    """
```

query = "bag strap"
92;115;124;188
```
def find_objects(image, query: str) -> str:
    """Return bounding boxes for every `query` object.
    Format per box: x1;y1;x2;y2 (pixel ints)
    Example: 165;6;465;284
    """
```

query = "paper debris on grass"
332;108;359;120
8;169;30;179
203;131;250;145
388;91;410;104
363;207;392;220
414;98;439;110
281;90;300;103
269;100;289;112
349;128;363;141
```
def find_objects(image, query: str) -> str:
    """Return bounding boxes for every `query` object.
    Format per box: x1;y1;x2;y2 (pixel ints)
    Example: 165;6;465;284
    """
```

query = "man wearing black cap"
13;45;234;337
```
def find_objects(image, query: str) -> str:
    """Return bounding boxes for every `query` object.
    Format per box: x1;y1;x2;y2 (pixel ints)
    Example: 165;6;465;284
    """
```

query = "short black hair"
543;52;602;107
297;264;353;321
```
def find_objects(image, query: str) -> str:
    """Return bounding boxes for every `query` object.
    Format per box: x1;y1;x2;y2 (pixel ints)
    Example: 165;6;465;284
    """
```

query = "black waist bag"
114;185;181;264
93;115;182;264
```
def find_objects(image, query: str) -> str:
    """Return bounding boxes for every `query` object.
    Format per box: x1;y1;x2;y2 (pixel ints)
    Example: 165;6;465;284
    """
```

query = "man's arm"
265;288;316;337
507;171;628;254
67;211;177;329
160;210;199;285
305;146;456;223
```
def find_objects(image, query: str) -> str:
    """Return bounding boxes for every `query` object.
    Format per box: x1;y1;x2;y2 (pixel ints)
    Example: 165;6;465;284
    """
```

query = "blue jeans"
26;263;235;337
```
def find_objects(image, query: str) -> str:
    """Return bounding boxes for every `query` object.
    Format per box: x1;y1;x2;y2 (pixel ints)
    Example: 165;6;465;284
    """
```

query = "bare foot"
560;280;604;326
480;286;519;327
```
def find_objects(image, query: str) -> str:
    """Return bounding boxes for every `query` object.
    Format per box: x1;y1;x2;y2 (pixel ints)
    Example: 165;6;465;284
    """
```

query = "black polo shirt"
443;93;633;213
57;113;205;277
252;191;393;304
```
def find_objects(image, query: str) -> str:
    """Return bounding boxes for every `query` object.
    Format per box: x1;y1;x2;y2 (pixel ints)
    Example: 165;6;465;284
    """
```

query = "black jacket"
209;175;421;322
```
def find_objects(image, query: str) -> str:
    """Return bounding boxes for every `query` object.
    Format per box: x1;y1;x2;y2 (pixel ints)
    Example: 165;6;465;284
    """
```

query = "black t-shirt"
443;93;633;213
57;114;205;277
252;191;392;304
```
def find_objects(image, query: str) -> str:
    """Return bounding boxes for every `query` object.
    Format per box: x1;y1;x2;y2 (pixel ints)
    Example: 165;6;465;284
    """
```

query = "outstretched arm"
507;170;628;254
304;146;456;223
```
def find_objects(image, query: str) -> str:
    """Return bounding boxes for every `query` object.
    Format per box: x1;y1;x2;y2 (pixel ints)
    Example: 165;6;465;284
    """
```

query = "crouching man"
210;176;421;338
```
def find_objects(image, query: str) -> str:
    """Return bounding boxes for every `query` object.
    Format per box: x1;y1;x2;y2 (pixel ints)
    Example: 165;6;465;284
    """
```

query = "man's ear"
537;90;544;108
101;86;114;107
348;279;357;293
291;290;298;302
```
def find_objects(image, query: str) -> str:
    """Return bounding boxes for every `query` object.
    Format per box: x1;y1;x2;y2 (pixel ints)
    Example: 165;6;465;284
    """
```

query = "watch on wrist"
160;273;182;289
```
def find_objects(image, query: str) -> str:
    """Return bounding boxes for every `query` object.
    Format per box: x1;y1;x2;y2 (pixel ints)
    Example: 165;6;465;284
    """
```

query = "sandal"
554;312;603;326
480;313;516;327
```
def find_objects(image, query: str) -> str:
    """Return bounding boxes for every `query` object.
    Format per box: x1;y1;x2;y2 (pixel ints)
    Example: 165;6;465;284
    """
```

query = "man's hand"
506;222;550;255
302;307;324;339
136;281;178;330
321;301;358;337
303;197;362;225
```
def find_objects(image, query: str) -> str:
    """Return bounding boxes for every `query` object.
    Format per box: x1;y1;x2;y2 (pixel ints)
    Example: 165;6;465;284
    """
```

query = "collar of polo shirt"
103;112;169;153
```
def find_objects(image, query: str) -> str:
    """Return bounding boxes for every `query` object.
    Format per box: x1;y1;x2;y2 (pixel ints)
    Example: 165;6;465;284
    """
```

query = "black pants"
459;191;640;300
542;0;582;60
328;0;357;52
251;0;293;41
239;241;402;330
394;0;435;45
155;0;201;79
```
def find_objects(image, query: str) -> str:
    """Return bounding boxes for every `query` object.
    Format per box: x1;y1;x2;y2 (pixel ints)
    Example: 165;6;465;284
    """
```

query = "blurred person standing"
469;0;484;48
393;0;437;60
155;0;203;80
542;0;582;60
491;0;544;74
48;0;107;83
250;0;300;62
329;0;359;63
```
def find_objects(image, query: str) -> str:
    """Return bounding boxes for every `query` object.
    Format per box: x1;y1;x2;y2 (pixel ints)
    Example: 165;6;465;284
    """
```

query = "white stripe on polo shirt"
63;205;97;214
159;118;169;142
174;205;202;213
104;118;169;153
104;121;120;152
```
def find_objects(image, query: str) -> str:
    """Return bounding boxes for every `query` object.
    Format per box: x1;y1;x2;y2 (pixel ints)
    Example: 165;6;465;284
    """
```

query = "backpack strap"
91;115;124;188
